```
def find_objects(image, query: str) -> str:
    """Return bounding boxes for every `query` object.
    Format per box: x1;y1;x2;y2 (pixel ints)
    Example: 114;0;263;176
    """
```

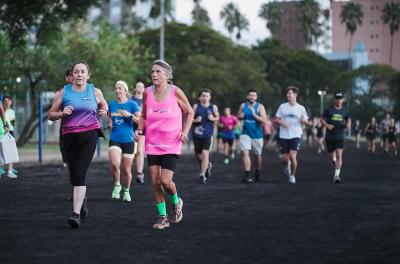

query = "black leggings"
61;130;98;186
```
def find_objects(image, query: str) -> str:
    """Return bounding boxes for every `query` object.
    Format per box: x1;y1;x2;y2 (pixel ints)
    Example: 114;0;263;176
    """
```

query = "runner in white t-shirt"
275;86;310;184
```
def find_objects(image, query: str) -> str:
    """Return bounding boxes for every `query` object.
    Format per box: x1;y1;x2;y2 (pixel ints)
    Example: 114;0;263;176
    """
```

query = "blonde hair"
115;80;129;93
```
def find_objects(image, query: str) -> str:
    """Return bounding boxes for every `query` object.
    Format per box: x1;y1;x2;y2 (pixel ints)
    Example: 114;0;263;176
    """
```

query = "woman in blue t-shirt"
107;80;140;202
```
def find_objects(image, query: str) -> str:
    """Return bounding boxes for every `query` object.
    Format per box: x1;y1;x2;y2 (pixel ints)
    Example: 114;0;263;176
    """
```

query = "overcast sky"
175;0;273;46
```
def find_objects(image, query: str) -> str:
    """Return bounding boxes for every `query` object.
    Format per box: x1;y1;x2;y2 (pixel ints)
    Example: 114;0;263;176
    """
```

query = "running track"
1;143;399;264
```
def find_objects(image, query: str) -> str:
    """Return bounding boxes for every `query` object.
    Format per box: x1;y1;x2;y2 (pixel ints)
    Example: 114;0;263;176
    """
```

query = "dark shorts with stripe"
279;138;301;154
147;154;180;172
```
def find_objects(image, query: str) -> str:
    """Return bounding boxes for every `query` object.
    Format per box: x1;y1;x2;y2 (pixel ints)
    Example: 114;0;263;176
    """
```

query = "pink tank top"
145;85;182;155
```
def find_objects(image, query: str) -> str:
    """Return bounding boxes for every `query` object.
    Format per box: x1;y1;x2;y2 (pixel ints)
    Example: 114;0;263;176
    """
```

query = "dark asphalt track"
1;143;399;264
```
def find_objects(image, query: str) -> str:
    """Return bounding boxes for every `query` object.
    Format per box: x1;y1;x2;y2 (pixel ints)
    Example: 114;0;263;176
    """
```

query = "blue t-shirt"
109;99;140;143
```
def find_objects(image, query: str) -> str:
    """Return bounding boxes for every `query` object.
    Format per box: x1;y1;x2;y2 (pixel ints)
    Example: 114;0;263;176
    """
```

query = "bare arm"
176;87;194;142
134;93;147;141
209;104;220;122
192;104;200;123
0;105;8;133
48;89;66;121
274;117;288;129
320;117;334;130
252;104;267;124
95;88;108;117
237;103;245;119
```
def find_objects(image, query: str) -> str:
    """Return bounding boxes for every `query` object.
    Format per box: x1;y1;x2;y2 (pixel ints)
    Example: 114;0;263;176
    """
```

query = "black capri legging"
61;130;98;186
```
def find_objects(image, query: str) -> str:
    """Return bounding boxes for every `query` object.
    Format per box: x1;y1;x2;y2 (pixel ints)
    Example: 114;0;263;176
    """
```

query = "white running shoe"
333;175;341;184
289;175;296;184
6;172;17;179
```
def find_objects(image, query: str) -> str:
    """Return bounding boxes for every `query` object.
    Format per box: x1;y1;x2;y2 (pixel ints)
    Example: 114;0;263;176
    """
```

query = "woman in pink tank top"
134;60;193;229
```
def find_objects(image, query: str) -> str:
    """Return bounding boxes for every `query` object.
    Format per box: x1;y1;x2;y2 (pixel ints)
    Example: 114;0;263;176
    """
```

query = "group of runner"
49;60;351;230
363;113;398;156
190;87;350;185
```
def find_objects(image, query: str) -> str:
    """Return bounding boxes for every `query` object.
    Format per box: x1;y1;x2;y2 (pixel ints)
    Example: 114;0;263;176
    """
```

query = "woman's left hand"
179;132;188;143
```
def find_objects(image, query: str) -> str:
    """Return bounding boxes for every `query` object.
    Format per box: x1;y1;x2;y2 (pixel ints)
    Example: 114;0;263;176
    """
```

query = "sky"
175;0;272;46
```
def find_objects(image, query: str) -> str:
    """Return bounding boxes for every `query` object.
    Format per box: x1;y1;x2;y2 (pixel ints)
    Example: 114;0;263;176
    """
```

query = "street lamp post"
317;90;326;115
159;0;165;60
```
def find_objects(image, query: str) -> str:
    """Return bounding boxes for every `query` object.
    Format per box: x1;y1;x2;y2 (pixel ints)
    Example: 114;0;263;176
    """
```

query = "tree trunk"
16;104;52;146
348;35;353;70
16;73;45;146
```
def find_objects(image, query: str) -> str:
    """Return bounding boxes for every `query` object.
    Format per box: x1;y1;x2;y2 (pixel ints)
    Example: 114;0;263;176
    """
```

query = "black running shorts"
147;154;180;172
325;138;344;153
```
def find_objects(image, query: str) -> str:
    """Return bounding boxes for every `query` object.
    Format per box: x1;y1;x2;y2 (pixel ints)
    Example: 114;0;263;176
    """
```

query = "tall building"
332;0;400;70
274;0;332;52
275;1;307;50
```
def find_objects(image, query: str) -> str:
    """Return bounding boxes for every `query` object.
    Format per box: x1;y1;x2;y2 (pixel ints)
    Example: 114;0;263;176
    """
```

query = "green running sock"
334;169;341;177
170;193;179;205
115;181;120;186
156;201;167;216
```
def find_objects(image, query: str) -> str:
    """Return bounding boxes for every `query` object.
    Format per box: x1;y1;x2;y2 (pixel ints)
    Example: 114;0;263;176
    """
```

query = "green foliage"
381;2;400;65
0;0;99;46
258;2;283;37
340;2;364;35
220;2;249;40
192;1;212;27
353;64;397;97
381;2;400;35
390;72;400;117
137;23;270;110
298;0;322;45
253;39;339;116
148;0;174;20
49;20;153;99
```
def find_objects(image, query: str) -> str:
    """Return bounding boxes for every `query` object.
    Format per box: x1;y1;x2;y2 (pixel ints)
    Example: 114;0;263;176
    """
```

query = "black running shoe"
199;175;207;184
205;162;212;178
80;197;88;220
242;175;253;183
254;174;260;183
68;213;81;228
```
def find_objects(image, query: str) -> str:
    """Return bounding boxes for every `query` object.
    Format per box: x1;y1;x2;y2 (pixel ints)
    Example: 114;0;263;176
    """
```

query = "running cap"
334;92;344;99
153;60;173;80
116;80;129;93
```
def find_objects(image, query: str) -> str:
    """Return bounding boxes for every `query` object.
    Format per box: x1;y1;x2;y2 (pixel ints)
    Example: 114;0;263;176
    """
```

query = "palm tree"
340;1;364;68
258;1;283;38
220;2;249;41
298;0;322;46
381;2;400;66
192;0;211;27
234;9;249;40
149;0;173;21
220;3;237;38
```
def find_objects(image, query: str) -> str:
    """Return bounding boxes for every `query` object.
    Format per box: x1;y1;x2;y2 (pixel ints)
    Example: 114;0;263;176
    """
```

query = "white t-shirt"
275;102;308;139
5;108;15;131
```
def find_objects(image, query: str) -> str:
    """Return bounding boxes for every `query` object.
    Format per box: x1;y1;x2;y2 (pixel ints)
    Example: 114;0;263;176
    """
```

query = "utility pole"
159;0;165;60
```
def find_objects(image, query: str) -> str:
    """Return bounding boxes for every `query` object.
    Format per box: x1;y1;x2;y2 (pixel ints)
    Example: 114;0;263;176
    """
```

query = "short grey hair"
153;59;173;80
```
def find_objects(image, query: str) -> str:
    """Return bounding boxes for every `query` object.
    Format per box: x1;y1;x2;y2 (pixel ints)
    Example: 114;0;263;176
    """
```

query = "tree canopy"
137;22;269;109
